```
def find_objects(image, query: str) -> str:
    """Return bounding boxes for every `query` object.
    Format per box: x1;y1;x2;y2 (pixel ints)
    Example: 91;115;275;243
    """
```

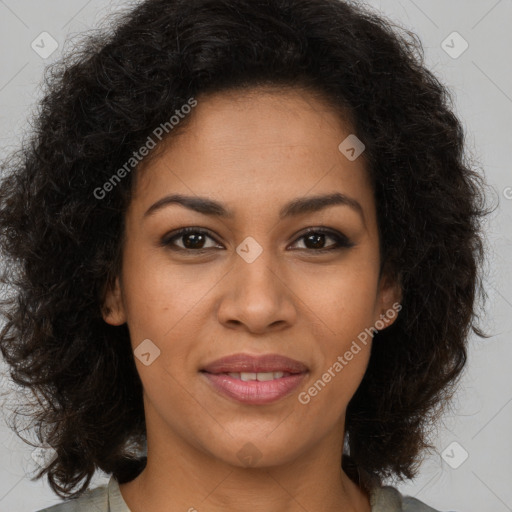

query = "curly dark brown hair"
0;0;493;500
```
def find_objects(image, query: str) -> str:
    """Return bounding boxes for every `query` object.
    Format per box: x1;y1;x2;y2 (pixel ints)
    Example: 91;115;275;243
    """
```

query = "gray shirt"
35;476;443;512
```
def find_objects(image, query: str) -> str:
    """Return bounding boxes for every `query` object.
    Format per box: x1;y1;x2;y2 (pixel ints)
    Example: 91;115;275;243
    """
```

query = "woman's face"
103;86;400;468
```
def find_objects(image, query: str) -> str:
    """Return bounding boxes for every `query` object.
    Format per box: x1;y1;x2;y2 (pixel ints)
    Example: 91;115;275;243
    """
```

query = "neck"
118;421;371;512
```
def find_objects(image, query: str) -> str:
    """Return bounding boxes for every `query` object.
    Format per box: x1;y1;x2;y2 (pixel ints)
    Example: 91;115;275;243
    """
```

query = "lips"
202;371;307;404
201;353;308;375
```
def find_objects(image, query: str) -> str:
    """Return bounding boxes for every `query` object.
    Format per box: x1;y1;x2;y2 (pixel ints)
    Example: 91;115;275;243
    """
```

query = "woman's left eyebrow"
144;192;365;227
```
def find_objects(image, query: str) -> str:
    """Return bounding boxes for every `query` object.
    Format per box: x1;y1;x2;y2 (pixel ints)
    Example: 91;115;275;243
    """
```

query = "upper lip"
201;353;308;374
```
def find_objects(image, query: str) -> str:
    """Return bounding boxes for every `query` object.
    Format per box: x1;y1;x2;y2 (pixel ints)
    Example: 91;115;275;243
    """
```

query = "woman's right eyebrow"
144;193;233;219
143;191;366;228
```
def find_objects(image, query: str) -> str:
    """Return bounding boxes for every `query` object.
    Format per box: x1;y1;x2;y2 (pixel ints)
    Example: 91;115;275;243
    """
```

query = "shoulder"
370;485;448;511
34;483;109;512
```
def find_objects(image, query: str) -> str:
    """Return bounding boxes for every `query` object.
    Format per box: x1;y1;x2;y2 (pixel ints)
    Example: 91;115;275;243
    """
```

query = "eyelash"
160;226;355;254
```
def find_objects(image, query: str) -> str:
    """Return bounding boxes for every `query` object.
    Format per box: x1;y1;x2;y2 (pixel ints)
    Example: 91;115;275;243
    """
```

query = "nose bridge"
217;235;297;331
233;236;281;302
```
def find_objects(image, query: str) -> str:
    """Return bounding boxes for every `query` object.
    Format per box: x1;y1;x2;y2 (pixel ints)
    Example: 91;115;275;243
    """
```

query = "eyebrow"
144;192;365;225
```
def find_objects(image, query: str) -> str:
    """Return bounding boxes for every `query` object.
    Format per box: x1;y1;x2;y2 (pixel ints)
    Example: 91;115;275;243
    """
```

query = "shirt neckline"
108;475;132;512
106;474;400;512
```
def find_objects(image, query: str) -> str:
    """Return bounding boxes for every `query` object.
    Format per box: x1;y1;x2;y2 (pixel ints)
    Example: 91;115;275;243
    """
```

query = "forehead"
130;86;374;222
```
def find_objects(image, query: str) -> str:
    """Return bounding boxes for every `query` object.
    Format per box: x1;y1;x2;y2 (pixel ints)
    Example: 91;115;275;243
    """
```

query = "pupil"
184;233;204;249
306;233;325;249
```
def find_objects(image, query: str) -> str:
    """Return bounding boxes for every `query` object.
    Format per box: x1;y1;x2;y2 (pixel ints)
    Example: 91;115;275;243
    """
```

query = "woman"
0;0;491;511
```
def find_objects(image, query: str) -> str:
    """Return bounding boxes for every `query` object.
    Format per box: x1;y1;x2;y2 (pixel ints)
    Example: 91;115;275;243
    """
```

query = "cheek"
303;259;378;397
304;317;373;418
297;328;371;426
119;253;218;388
120;245;216;340
302;262;379;340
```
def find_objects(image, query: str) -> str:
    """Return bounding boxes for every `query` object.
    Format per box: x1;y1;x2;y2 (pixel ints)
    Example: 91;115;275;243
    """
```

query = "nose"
216;246;298;334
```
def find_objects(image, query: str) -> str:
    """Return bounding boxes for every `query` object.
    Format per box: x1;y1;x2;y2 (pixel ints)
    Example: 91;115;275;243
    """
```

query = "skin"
102;86;402;512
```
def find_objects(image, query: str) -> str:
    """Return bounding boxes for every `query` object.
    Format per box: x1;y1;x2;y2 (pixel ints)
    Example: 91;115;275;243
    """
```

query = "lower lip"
201;372;307;405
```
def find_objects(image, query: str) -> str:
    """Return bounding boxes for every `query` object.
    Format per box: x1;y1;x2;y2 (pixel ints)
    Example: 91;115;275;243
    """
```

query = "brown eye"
161;228;222;251
290;228;354;252
160;226;354;254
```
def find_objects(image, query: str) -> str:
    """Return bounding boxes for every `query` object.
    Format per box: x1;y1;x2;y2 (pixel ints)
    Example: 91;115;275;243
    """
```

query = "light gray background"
0;1;511;511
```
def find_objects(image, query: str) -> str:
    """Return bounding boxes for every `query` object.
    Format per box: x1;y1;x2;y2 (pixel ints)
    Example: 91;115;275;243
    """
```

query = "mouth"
200;353;308;405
